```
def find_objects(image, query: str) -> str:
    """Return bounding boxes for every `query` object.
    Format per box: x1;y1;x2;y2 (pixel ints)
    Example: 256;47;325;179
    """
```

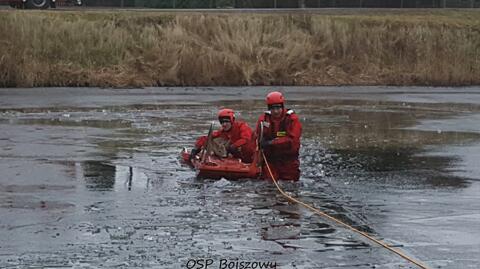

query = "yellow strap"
261;151;429;269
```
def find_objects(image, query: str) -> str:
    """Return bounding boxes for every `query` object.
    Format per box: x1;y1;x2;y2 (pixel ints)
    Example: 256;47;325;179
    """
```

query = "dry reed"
0;10;479;87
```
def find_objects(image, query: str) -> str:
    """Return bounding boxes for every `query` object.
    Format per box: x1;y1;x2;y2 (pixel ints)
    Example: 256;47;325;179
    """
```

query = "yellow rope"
261;151;429;269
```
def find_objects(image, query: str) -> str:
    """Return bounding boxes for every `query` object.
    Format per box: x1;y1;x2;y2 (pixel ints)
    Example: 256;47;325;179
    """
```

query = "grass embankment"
0;10;479;87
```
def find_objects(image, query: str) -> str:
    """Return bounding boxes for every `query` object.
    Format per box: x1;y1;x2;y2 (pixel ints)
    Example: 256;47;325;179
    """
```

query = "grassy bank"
0;10;479;87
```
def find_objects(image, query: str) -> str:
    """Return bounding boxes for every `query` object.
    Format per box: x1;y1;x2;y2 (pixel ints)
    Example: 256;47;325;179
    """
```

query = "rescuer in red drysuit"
256;91;302;181
190;108;256;163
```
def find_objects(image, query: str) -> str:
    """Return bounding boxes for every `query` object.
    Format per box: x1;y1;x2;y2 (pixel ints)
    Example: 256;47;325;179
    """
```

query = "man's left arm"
232;123;252;148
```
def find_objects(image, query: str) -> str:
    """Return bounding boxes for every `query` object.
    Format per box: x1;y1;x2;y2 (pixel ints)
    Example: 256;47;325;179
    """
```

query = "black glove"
227;145;239;155
189;148;200;161
260;139;272;149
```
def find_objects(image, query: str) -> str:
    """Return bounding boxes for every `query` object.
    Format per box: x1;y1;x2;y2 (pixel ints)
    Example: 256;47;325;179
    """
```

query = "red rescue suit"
195;121;256;163
256;109;302;181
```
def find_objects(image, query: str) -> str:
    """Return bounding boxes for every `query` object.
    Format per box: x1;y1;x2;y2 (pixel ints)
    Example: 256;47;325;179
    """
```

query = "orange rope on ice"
261;151;429;269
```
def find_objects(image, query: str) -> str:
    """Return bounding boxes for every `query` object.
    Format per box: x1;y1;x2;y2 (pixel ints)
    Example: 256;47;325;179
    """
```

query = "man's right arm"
194;130;221;149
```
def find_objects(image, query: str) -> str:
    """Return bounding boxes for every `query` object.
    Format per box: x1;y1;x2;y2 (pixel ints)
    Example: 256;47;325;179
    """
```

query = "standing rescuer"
256;91;302;181
191;108;256;163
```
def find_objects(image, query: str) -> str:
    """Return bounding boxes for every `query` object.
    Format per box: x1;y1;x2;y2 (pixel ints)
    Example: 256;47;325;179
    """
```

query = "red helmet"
217;108;235;123
266;91;285;106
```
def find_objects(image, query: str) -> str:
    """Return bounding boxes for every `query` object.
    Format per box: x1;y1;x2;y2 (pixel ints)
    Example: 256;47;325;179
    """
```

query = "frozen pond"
0;87;479;268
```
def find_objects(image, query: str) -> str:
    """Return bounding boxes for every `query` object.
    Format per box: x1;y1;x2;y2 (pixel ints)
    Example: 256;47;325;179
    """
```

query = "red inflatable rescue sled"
181;148;261;180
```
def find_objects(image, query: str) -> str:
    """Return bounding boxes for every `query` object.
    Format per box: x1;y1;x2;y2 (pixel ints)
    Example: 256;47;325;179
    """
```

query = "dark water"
0;87;479;268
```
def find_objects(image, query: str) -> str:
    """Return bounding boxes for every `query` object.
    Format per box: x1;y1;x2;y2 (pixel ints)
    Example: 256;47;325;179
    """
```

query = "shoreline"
1;10;479;88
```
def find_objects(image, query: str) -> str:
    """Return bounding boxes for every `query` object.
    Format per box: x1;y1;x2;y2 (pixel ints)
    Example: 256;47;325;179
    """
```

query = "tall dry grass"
0;10;479;87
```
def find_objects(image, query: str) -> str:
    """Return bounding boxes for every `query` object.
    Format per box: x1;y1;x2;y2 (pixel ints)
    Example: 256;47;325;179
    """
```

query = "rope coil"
261;151;429;269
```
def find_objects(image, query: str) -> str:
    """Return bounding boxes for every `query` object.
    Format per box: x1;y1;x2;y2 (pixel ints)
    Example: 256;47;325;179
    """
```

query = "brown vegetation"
0;10;479;87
